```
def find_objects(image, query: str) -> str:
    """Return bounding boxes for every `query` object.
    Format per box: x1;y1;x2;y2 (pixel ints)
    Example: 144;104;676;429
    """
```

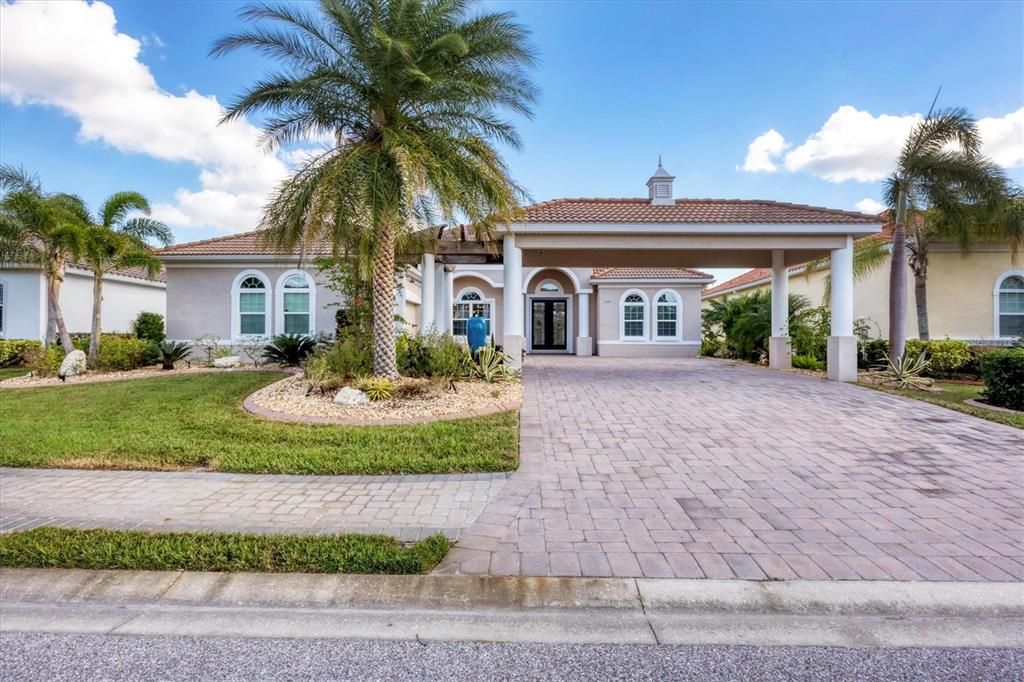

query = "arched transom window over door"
655;290;681;340
997;273;1024;338
281;273;313;335
621;292;647;339
238;276;267;335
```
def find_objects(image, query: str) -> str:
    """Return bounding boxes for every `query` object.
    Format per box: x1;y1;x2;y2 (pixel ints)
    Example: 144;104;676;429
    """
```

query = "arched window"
654;290;681;340
238;275;268;336
276;270;315;336
996;272;1024;338
620;290;647;340
452;288;492;337
537;279;563;294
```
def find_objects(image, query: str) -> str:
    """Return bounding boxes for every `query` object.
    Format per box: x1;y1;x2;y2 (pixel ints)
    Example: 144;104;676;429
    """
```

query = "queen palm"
0;165;90;352
81;193;171;364
213;0;537;378
883;107;1003;357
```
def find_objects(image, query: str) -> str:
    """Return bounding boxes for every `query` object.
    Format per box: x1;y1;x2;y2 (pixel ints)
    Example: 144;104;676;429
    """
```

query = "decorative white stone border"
0;366;274;389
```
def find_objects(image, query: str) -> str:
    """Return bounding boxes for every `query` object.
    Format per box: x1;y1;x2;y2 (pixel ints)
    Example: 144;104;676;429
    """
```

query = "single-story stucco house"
157;163;883;381
0;263;166;341
702;213;1024;343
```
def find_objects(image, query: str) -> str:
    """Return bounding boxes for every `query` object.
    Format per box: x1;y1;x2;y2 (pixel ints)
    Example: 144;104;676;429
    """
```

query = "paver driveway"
435;356;1024;580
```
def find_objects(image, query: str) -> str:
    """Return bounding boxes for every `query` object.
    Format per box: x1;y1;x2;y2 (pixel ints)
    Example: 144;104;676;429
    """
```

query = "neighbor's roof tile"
591;267;712;280
155;230;335;257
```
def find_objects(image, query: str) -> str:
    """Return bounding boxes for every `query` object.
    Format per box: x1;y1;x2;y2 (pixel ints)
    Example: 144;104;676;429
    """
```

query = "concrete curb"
2;569;1022;649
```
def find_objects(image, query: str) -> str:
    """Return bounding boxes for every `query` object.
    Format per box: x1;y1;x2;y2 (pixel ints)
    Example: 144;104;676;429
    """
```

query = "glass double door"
531;298;568;351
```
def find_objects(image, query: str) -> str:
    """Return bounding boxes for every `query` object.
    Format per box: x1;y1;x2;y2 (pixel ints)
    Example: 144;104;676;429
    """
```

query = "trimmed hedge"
858;338;984;379
0;339;42;367
980;347;1024;411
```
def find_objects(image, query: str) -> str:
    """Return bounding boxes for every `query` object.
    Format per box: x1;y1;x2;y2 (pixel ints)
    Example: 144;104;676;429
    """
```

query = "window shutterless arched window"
621;291;647;339
282;274;312;335
238;276;267;335
655;290;681;340
997;273;1024;338
452;289;492;337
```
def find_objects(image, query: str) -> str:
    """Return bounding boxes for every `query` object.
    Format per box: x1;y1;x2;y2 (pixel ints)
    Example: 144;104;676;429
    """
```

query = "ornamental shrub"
95;337;148;372
29;346;64;376
980;347;1024;411
426;333;468;378
791;354;825;371
132;312;166;344
305;333;372;379
858;339;889;370
0;339;42;367
262;334;319;366
906;339;972;379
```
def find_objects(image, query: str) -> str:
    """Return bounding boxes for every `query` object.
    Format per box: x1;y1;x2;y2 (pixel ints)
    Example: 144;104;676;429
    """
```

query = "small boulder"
213;355;241;368
58;349;87;380
333;386;370;406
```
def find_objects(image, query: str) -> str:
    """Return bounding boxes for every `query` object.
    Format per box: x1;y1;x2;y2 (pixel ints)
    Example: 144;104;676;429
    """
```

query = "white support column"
419;253;435;333
441;266;454;334
575;290;592;356
828;235;857;382
432;263;446;332
502;233;524;367
769;249;791;370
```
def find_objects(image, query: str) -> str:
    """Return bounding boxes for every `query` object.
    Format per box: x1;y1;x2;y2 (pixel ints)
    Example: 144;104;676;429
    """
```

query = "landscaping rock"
213;355;241;368
333;386;370;406
58;349;87;380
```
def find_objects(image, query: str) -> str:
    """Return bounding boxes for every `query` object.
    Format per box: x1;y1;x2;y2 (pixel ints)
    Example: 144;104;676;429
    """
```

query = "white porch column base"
575;337;593;356
768;336;791;370
576;290;591;356
419;253;435;332
827;336;858;382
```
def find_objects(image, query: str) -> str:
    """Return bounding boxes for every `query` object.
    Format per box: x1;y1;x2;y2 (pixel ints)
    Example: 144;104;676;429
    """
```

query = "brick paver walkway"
0;469;507;541
435;356;1024;580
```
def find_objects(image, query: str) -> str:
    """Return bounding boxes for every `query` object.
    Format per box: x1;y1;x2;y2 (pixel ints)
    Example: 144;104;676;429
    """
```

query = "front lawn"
0;527;449;574
0;372;519;474
0;366;29;381
866;381;1023;429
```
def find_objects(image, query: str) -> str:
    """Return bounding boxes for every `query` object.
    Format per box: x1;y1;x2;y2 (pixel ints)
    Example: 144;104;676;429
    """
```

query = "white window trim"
452;287;494;339
535;278;564;294
619;289;649;341
994;269;1024;339
653;288;682;341
275;269;317;337
231;269;272;342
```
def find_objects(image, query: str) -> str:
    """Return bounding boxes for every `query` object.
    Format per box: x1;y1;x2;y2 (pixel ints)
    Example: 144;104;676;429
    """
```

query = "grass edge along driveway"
862;380;1023;429
0;527;450;574
0;372;519;475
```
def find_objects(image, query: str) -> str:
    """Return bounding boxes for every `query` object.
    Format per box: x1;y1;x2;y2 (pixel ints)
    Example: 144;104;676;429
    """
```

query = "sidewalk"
2;568;1021;649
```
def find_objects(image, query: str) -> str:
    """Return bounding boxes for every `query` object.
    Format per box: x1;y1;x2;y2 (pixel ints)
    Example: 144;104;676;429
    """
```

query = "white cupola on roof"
646;156;675;205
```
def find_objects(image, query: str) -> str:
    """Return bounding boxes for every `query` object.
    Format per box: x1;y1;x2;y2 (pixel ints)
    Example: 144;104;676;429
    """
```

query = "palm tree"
0;165;90;352
212;0;537;378
81;192;171;364
883;107;1000;358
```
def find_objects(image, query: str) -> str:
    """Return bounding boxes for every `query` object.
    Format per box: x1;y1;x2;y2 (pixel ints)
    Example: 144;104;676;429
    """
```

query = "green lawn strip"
0;372;519;474
0;366;29;381
864;381;1024;429
0;527;450;574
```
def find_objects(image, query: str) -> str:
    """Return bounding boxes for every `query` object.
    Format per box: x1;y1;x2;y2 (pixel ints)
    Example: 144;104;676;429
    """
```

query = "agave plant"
463;344;517;383
262;334;318;367
151;340;191;370
876;350;934;390
357;376;395;402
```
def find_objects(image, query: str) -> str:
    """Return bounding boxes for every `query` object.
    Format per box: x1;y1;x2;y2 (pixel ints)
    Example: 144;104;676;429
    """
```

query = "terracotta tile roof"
155;230;336;257
522;198;880;224
702;210;893;297
591;267;712;280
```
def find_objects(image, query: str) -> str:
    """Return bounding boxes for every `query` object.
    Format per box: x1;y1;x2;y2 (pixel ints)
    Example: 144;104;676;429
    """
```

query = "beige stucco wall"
165;264;343;342
594;283;702;358
702;245;1020;341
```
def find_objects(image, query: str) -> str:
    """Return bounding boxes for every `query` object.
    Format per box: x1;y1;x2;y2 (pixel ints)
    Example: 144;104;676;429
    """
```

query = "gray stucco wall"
165;264;343;342
594;283;702;358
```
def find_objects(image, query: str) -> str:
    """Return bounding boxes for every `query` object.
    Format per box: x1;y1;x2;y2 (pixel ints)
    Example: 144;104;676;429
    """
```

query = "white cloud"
742;105;1024;183
0;0;305;234
740;129;789;172
855;198;885;214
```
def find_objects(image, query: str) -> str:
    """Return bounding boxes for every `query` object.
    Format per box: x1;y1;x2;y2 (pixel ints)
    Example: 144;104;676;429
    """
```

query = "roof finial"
658;154;662;167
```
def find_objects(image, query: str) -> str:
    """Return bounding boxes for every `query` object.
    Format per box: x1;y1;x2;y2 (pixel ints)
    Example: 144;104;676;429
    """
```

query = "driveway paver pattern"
0;469;507;541
435;356;1024;580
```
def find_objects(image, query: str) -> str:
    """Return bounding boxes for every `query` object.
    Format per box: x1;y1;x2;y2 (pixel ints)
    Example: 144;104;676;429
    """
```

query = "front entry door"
531;299;568;351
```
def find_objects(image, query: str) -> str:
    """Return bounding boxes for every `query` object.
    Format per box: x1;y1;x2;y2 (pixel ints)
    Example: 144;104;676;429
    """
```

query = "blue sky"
1;0;1022;281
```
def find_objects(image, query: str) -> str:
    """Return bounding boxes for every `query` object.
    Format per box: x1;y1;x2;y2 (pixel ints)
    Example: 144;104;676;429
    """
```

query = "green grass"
0;527;450;574
0;372;519;474
866;381;1023;429
0;366;29;381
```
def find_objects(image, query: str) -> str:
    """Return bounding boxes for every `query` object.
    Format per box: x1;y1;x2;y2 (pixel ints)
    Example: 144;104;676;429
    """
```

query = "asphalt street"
1;632;1020;681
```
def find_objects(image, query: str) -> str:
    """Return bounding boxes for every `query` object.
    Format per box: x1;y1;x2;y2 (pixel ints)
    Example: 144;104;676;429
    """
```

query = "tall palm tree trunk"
47;263;74;353
372;220;398;379
913;262;929;341
888;189;909;358
88;272;104;365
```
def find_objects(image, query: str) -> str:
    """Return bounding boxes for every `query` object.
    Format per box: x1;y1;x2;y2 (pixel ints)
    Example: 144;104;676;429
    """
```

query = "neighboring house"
702;214;1023;343
0;263;166;341
157;163;882;378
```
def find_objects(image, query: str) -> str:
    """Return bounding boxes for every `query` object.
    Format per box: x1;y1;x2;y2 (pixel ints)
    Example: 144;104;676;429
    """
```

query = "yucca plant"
151;341;192;370
876;350;934;390
262;334;318;367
